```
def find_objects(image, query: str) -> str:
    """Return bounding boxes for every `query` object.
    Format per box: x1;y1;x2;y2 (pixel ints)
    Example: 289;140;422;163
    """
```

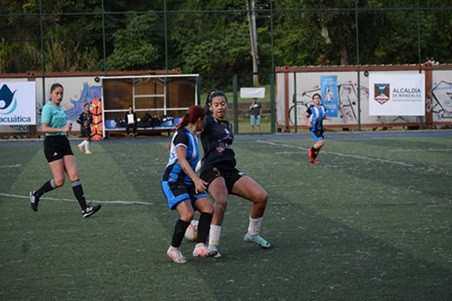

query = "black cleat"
82;204;101;218
30;191;39;212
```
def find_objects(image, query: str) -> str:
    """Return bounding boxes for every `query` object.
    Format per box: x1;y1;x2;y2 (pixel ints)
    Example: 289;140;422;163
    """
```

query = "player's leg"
84;137;91;155
64;155;100;217
77;140;84;152
308;131;324;163
30;159;64;212
232;176;271;248
205;176;228;257
168;200;194;264
192;197;213;258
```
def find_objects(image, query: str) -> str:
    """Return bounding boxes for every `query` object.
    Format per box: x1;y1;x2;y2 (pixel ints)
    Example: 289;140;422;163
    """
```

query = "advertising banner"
369;73;425;116
320;75;338;117
240;87;265;98
0;81;36;125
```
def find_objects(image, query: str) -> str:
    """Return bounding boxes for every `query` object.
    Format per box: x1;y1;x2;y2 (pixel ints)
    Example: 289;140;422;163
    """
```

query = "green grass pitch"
1;132;451;300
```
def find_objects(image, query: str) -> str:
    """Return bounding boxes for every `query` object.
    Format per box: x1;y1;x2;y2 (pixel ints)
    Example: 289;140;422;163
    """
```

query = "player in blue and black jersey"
161;105;213;264
303;93;332;164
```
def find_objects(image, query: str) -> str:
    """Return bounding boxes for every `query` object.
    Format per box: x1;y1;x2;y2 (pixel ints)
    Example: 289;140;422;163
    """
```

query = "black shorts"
200;161;245;194
44;136;74;162
310;129;324;141
81;126;91;138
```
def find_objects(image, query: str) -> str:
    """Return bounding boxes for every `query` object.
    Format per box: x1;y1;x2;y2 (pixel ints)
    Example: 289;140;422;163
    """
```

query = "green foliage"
107;13;160;71
0;0;450;74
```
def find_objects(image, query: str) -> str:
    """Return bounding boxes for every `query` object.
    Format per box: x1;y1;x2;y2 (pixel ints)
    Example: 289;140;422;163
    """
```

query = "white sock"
248;216;263;235
84;141;90;152
208;225;222;246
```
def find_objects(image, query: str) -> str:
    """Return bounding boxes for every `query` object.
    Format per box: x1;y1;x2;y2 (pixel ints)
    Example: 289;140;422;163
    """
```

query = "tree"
107;13;161;71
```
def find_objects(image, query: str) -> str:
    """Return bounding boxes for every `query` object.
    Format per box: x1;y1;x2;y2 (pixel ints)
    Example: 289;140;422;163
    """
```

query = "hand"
194;177;208;194
64;123;72;132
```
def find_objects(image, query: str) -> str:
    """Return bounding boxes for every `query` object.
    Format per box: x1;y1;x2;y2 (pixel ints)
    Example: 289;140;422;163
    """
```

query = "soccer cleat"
243;233;272;249
77;144;83;152
167;247;187;264
206;245;221;258
30;191;39;212
85;151;92;155
308;149;315;163
192;243;208;259
312;158;319;164
82;204;101;218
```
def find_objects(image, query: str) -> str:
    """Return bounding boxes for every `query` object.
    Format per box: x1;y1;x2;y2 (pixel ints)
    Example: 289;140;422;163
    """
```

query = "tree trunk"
247;0;259;86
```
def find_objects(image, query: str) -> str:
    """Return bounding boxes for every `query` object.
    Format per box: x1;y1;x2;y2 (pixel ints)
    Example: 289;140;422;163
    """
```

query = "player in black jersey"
199;90;271;257
76;103;93;155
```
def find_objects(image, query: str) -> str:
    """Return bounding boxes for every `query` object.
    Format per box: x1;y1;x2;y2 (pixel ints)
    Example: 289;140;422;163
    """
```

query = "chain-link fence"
1;1;451;136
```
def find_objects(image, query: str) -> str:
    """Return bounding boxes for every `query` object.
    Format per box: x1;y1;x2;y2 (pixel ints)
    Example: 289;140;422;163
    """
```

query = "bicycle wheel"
288;104;305;126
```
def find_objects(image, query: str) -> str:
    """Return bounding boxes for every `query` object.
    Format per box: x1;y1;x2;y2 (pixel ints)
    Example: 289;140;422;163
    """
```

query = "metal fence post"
293;72;297;133
233;74;239;135
270;73;276;134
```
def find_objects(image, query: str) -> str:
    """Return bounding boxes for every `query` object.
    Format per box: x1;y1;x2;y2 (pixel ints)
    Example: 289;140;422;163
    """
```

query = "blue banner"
320;75;338;117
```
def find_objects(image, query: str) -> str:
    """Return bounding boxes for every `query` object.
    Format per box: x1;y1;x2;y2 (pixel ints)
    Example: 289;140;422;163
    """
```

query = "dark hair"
50;83;63;93
312;93;321;100
206;89;227;105
84;103;90;107
174;105;206;131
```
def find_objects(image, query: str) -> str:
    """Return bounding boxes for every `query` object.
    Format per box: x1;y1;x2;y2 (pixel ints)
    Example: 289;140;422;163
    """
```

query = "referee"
29;83;101;218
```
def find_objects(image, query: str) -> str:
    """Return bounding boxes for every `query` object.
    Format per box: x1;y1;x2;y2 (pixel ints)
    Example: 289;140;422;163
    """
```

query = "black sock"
35;179;56;197
312;147;319;158
171;219;190;248
71;180;87;210
196;212;213;244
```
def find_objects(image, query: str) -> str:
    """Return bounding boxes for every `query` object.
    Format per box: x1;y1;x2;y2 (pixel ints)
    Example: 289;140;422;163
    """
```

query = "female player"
200;90;271;257
30;83;101;218
76;103;93;155
161;105;213;264
303;93;332;164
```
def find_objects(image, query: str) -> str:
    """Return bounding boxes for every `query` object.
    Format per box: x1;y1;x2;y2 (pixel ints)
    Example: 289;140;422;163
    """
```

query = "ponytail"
166;105;206;150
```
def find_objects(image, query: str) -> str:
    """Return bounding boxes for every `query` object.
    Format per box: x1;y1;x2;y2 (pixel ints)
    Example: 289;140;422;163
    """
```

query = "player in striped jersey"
161;105;213;264
303;93;332;164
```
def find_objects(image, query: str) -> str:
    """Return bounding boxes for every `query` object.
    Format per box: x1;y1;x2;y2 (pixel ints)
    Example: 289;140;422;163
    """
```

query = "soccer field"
1;131;451;300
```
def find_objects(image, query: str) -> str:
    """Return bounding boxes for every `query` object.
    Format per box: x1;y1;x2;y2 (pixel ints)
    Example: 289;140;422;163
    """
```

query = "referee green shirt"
41;102;67;136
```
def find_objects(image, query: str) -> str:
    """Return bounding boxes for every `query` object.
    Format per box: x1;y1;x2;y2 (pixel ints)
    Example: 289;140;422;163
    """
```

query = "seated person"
125;105;137;137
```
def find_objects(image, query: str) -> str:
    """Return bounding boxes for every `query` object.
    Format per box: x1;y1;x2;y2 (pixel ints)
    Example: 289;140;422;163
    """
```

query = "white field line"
257;140;415;167
390;148;452;152
0;192;153;206
0;164;21;168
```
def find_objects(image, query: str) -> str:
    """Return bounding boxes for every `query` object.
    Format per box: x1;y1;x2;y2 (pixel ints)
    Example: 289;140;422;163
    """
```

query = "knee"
214;196;228;210
255;190;268;206
54;178;65;187
204;206;214;215
181;211;194;223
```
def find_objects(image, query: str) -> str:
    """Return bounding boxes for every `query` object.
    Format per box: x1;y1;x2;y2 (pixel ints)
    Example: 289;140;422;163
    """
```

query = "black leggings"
126;123;137;135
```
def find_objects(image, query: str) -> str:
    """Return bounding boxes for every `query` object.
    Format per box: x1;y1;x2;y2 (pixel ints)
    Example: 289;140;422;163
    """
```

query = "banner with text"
369;73;425;116
0;82;36;125
320;75;338;117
